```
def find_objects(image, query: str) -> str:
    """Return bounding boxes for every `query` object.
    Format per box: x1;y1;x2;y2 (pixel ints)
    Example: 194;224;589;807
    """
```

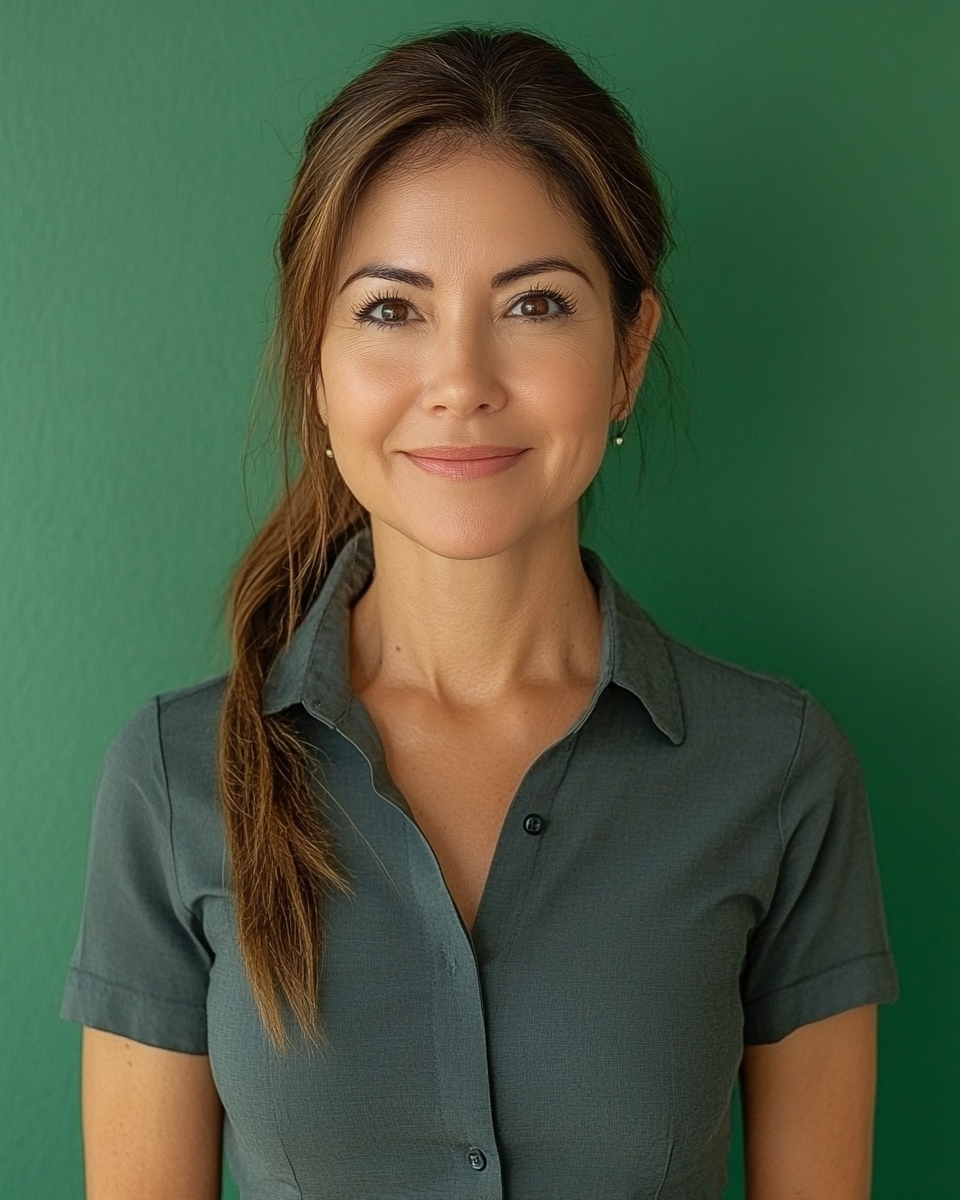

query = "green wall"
1;2;956;1196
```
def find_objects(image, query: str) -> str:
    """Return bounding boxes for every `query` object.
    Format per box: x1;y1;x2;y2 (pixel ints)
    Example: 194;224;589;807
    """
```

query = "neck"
349;509;602;704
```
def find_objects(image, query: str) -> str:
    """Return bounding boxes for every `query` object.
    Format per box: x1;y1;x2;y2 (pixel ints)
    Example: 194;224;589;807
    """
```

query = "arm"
741;1004;877;1200
82;1027;224;1200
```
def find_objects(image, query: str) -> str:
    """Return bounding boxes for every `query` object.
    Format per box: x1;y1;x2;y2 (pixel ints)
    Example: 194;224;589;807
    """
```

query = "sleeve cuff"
743;951;900;1045
60;966;209;1054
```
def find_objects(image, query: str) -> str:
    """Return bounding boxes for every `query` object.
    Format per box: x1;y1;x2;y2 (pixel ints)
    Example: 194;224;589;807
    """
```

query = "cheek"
321;334;423;437
513;339;614;448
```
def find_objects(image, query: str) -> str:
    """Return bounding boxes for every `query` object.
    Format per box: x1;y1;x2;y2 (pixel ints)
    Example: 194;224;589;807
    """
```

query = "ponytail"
218;468;364;1047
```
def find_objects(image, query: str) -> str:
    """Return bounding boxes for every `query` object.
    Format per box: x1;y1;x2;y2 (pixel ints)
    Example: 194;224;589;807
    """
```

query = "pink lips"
402;445;529;480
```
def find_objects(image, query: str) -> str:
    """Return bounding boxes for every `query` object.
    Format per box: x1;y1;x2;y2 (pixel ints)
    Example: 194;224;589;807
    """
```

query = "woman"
62;26;898;1200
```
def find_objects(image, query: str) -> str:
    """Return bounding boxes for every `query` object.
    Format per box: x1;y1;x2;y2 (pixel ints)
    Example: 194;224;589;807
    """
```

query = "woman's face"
318;146;659;560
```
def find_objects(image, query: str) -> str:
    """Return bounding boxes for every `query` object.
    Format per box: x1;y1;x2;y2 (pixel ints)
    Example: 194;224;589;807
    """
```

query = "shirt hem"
742;951;899;1044
60;966;208;1054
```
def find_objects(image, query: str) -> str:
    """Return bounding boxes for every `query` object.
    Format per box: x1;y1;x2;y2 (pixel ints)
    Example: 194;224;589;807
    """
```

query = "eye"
352;293;417;328
507;287;576;321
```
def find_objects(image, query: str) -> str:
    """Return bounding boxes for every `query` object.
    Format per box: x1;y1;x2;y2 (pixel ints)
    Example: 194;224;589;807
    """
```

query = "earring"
610;416;628;446
325;447;334;458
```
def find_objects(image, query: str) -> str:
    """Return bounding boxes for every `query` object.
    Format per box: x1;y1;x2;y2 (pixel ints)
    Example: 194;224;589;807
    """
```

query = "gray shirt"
61;526;898;1200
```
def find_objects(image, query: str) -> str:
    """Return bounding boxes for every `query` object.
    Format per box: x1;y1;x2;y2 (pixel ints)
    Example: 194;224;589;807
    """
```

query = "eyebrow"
337;256;595;294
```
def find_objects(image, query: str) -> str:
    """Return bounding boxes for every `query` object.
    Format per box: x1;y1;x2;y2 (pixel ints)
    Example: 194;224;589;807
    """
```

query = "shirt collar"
263;525;684;745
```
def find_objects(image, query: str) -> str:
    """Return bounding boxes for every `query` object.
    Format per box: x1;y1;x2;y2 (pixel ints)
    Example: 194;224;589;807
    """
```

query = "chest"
355;680;598;931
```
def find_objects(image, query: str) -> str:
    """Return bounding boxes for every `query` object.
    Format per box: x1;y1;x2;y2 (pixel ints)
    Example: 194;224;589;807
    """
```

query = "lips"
401;445;528;480
404;445;526;459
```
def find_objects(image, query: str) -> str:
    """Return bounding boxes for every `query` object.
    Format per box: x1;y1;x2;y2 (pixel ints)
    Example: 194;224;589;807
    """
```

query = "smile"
401;446;529;480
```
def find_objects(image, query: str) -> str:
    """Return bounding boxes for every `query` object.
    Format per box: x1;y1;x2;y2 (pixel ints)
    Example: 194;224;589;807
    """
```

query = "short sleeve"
741;692;899;1044
60;698;211;1053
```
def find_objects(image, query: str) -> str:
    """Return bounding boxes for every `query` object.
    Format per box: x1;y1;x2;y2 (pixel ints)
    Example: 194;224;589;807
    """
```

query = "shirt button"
467;1147;487;1171
523;813;545;835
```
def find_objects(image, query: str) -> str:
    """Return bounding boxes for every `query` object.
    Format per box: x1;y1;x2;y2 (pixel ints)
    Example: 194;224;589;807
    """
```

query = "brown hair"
219;24;673;1047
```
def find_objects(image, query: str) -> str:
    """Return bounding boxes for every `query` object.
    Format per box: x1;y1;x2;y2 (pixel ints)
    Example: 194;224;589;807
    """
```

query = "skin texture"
741;1004;877;1200
82;1027;222;1200
82;146;878;1198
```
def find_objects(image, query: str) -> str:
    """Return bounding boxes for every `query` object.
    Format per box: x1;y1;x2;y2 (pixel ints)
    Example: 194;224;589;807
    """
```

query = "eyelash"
351;285;577;328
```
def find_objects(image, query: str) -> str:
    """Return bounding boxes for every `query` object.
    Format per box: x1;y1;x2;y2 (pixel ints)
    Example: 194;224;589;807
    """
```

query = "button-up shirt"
62;525;898;1199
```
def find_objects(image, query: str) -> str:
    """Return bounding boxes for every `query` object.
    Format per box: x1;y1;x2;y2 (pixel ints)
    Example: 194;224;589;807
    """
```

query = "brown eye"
374;300;409;323
516;295;551;318
507;290;574;320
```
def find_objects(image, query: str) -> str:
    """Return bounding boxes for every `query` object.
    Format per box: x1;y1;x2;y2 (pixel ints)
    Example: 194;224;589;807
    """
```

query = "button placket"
401;823;503;1197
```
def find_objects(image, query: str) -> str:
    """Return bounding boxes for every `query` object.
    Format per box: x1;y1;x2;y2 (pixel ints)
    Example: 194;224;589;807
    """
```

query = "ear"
314;370;328;424
611;289;662;422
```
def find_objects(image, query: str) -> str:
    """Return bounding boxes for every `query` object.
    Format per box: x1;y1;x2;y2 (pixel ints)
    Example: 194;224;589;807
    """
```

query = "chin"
385;507;544;562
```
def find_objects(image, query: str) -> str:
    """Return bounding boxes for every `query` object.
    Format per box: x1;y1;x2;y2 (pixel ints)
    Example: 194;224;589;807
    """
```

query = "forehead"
340;144;597;274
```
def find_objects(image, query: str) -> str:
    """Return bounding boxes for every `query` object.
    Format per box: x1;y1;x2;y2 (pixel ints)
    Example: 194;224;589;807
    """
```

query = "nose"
419;317;508;418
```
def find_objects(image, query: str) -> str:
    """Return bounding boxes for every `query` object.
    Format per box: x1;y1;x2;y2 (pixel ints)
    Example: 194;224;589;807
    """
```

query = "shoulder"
92;676;231;895
666;631;805;716
659;628;857;783
155;673;228;753
151;674;229;809
106;674;228;753
97;674;228;823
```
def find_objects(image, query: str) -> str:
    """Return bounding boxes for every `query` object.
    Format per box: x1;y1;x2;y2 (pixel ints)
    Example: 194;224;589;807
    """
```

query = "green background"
1;1;957;1196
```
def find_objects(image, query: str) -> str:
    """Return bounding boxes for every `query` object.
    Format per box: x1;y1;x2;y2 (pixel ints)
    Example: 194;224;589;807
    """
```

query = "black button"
467;1147;487;1171
523;813;545;835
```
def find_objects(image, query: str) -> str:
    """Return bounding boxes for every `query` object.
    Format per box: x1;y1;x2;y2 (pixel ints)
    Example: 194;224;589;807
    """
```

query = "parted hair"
219;25;673;1047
